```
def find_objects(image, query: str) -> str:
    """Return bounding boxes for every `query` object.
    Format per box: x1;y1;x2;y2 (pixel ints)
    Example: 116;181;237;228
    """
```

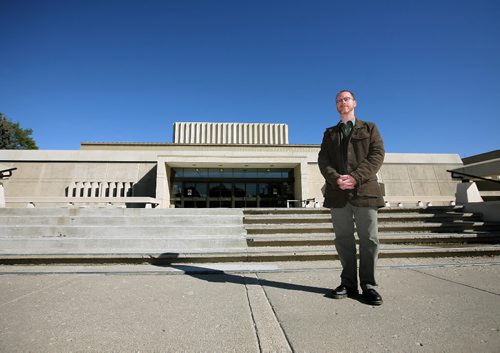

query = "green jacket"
318;118;385;208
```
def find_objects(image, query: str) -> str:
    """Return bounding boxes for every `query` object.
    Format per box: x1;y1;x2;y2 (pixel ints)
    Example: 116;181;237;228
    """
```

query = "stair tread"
2;244;499;258
248;232;500;239
244;221;494;228
2;242;500;252
244;212;477;219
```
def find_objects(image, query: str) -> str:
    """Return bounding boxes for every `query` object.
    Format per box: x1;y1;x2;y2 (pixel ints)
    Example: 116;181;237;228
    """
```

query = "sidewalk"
1;257;499;352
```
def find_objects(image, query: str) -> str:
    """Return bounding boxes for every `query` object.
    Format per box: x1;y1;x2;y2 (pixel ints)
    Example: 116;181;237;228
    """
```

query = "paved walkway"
1;257;499;353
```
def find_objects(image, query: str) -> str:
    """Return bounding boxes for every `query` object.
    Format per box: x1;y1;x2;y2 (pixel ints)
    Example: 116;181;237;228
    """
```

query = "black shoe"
362;289;383;306
331;285;359;299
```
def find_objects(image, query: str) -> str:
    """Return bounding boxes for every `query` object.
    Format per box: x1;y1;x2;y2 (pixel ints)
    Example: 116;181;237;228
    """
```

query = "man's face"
335;92;357;115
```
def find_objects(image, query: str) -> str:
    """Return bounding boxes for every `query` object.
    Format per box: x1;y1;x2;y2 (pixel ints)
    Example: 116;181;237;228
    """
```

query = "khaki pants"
331;204;379;291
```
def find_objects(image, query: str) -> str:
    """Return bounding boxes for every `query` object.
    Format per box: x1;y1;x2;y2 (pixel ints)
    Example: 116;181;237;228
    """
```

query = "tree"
0;113;38;150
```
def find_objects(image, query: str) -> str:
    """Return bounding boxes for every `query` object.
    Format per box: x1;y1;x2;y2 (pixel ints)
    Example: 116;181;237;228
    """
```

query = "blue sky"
1;0;499;158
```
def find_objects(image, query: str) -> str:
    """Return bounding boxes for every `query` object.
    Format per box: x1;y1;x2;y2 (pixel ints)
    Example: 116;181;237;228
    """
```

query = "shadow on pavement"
151;253;365;303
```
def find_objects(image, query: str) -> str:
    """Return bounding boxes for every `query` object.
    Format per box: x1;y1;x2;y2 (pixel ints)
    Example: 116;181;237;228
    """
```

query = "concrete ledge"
464;201;500;222
5;196;159;208
384;196;455;207
1;245;500;265
480;191;500;197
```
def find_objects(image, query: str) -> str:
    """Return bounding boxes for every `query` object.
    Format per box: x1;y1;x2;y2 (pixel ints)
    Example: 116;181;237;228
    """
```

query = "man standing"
318;90;385;305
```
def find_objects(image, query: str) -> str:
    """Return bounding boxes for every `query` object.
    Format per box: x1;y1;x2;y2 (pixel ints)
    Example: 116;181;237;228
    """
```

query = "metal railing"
286;198;317;208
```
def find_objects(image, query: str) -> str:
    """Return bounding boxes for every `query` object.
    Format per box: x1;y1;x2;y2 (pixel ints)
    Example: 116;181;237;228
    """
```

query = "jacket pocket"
351;130;370;140
356;180;382;198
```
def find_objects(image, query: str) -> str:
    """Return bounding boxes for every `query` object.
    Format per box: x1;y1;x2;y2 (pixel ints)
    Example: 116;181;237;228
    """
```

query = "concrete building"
0;122;463;208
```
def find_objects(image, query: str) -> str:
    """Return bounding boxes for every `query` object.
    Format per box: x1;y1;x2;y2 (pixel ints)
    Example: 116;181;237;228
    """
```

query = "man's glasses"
336;97;353;104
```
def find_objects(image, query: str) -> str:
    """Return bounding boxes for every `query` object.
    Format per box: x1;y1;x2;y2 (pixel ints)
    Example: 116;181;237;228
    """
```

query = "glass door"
208;183;232;207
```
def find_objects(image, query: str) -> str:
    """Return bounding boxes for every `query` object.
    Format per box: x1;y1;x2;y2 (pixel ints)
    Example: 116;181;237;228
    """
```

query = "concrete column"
75;182;84;197
173;122;179;143
244;123;249;144
91;182;99;197
156;160;169;208
294;163;304;202
222;123;227;144
282;124;289;144
0;182;5;208
116;182;123;197
98;182;105;197
125;182;133;196
67;182;76;197
189;123;195;144
82;182;91;197
108;182;116;197
217;123;222;144
248;124;254;144
195;123;200;144
107;182;114;197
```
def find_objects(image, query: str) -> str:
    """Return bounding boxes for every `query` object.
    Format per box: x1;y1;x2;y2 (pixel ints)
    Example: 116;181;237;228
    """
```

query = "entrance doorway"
171;168;294;208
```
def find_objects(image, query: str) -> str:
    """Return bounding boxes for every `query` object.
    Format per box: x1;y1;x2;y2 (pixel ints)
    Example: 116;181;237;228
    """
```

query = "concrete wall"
304;153;462;207
2;161;156;198
0;147;462;208
0;150;158;207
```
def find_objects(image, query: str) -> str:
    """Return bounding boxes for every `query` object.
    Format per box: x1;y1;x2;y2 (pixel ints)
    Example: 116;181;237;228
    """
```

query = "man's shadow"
151;253;365;303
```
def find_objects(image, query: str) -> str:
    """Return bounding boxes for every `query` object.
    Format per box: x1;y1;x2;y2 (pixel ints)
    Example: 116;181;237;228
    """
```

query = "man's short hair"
336;90;356;101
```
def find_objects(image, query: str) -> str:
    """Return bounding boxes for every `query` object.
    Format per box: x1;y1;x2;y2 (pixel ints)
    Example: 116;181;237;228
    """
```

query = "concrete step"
243;213;482;224
247;232;500;247
0;208;247;256
1;205;497;265
0;236;247;254
0;215;243;226
243;206;463;215
1;244;500;265
0;207;243;217
244;222;500;234
0;224;245;237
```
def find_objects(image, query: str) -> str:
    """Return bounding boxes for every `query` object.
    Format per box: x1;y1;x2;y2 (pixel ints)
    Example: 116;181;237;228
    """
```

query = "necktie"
342;121;353;136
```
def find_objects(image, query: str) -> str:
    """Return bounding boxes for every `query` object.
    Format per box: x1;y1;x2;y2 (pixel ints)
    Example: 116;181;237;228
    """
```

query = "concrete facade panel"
411;181;442;196
383;182;414;196
13;163;49;179
438;182;459;196
433;164;460;180
41;163;81;179
79;163;109;180
407;165;438;180
104;163;139;180
378;165;410;181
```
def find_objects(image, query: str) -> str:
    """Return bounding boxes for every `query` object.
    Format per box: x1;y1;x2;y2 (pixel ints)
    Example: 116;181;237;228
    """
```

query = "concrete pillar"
109;182;117;197
83;181;92;197
98;182;105;197
294;163;304;202
116;182;123;197
0;182;5;208
91;182;99;197
156;160;169;208
125;182;133;196
75;182;84;197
